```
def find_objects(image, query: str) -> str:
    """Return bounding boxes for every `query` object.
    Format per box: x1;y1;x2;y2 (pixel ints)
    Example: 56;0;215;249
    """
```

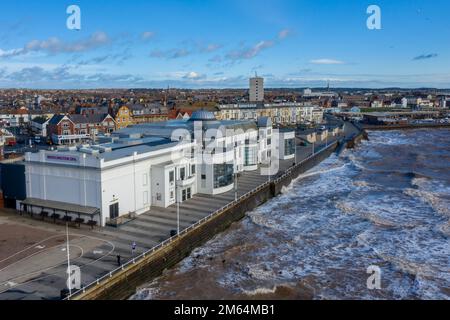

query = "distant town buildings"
216;103;324;126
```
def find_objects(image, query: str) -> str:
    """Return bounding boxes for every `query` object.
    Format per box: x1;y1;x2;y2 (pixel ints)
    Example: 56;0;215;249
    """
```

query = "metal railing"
64;140;339;300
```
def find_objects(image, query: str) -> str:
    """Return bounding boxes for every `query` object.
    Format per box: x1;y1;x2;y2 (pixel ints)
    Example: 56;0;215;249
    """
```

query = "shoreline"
71;128;367;300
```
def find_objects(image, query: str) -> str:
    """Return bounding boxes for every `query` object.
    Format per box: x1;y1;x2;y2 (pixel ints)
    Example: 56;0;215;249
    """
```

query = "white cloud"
310;59;345;65
183;71;206;80
226;40;275;61
278;29;291;40
0;32;111;59
142;31;156;41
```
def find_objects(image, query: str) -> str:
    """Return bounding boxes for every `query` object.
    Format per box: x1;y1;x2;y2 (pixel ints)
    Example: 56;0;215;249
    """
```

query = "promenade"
0;122;357;300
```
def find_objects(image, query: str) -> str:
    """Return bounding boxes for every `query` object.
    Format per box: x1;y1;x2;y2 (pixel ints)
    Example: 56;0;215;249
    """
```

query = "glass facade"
244;146;257;166
285;138;296;156
214;163;234;189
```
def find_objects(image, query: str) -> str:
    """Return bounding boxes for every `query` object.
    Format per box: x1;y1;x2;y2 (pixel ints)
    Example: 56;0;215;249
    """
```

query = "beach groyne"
70;132;365;300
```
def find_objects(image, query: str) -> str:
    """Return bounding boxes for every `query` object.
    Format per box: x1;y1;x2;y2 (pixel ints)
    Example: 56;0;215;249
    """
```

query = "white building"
401;97;408;108
249;76;264;102
23;111;292;227
275;130;296;161
24;137;196;227
30;117;50;137
371;100;384;108
440;97;447;109
216;103;323;125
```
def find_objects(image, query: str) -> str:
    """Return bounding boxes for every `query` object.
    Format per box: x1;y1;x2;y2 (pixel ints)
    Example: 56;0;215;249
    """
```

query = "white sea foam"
133;129;450;300
242;285;280;296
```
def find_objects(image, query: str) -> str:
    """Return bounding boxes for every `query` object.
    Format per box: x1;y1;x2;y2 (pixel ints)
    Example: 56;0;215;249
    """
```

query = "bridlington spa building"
21;111;295;227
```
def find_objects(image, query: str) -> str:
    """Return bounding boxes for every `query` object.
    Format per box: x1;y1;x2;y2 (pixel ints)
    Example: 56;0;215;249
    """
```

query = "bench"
40;211;49;220
50;213;60;223
74;218;84;228
87;220;97;230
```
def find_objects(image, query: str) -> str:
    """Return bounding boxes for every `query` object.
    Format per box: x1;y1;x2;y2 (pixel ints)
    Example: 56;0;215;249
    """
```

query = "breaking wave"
133;129;450;300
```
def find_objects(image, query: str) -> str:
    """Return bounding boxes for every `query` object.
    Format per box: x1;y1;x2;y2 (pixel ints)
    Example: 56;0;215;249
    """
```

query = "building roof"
189;110;216;121
70;114;111;124
257;116;272;128
48;114;68;125
22;198;99;216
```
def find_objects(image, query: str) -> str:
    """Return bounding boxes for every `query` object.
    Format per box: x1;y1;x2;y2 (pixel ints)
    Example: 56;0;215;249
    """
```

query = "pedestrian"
117;254;121;266
131;242;136;256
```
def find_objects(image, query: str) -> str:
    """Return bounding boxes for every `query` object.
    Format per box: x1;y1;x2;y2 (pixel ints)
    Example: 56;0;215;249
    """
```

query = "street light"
234;171;238;201
175;180;180;235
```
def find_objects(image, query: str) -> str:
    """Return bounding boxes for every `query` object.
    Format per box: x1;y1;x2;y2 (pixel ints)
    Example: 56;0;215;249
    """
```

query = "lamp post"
175;180;180;235
234;171;238;201
65;223;72;296
294;138;298;165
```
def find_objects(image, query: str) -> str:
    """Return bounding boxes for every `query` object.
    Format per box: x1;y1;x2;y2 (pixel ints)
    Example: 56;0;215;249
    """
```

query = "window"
109;203;119;219
267;138;272;145
170;191;174;199
156;193;162;201
187;188;192;199
244;146;257;166
214;163;234;188
285;138;295;156
143;191;149;205
191;164;196;175
143;173;148;186
169;171;174;183
201;174;206;180
180;168;186;180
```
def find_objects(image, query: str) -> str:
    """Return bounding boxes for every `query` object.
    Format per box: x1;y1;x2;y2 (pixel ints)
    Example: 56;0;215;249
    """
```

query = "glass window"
285;138;295;156
191;164;196;175
244;146;257;166
169;171;174;183
143;173;148;186
214;163;234;189
180;168;186;180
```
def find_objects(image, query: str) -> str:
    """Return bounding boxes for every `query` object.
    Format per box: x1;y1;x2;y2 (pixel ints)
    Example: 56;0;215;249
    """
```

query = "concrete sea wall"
73;136;364;300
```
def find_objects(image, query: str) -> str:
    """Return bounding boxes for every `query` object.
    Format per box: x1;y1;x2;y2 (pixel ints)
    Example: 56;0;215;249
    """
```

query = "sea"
133;129;450;300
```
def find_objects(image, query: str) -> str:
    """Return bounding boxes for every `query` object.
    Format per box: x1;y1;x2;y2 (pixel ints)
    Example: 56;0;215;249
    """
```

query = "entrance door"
110;203;119;219
187;188;192;199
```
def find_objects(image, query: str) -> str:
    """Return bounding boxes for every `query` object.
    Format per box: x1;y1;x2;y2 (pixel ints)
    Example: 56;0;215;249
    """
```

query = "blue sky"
0;0;449;89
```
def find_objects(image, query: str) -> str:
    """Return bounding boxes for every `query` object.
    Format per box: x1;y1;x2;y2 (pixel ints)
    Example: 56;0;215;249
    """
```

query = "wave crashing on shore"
133;129;450;300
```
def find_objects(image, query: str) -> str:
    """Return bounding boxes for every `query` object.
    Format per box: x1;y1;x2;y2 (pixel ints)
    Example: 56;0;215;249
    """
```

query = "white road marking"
35;245;45;250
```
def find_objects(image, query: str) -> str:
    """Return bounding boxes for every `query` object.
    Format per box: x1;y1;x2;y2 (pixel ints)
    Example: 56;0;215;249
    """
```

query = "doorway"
109;202;119;219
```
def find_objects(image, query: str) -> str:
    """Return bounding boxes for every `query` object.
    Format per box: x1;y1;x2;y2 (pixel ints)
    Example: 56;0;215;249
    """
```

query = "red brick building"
47;114;116;145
